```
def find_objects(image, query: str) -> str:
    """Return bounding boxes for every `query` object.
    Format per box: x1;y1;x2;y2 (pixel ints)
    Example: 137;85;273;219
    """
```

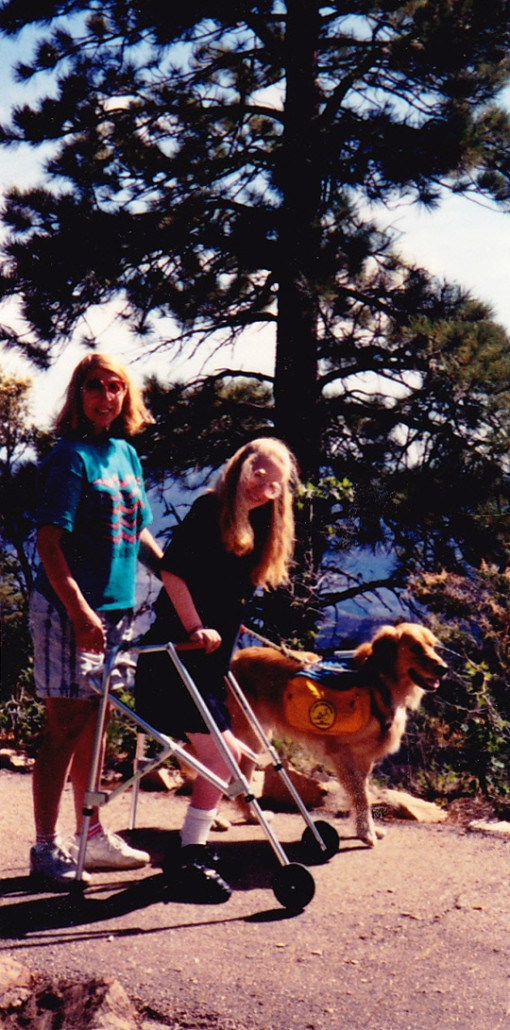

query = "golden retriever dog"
229;623;447;847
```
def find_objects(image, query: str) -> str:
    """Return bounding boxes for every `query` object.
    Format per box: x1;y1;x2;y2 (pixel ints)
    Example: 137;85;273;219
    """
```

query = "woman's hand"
72;607;106;653
189;627;222;653
37;525;106;652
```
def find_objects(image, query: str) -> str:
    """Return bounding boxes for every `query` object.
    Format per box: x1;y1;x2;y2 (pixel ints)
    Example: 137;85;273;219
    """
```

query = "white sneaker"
70;830;150;871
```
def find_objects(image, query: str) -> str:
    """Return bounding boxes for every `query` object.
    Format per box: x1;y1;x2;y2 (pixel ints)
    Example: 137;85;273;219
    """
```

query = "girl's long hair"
54;352;152;438
214;438;300;589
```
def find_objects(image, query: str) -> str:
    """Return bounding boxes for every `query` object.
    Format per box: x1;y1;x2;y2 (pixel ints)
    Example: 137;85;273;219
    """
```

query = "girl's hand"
72;608;106;653
189;627;222;653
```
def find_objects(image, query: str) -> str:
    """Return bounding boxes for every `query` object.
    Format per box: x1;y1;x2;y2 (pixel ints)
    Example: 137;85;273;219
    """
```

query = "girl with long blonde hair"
135;437;300;902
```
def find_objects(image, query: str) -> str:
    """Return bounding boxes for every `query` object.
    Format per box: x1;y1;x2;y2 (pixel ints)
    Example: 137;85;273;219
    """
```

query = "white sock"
180;806;218;848
35;833;58;850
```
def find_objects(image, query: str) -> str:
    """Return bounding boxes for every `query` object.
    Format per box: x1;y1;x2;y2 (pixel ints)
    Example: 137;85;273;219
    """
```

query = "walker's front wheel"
301;820;340;864
271;863;315;912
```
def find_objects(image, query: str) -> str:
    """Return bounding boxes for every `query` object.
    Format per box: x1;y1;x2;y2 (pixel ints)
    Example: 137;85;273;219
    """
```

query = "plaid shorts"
30;589;135;700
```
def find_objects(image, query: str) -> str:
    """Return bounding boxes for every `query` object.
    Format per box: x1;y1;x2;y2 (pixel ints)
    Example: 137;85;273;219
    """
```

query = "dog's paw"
358;822;386;846
356;816;379;847
359;831;377;848
212;814;231;832
237;807;274;826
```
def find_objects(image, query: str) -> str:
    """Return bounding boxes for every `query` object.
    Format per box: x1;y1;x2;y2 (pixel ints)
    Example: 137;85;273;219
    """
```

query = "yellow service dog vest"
283;675;371;736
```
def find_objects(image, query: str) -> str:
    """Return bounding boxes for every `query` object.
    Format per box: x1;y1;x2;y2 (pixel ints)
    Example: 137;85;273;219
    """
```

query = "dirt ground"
0;769;509;1030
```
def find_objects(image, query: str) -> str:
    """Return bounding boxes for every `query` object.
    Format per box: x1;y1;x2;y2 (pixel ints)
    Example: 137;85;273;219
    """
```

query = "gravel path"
1;770;509;1030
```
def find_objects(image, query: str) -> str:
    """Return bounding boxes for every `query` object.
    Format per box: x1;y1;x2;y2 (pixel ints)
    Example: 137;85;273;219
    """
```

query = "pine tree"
1;2;510;476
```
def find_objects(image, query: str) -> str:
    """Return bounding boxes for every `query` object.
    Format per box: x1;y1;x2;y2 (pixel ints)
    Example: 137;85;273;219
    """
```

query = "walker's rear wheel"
271;863;315;912
301;820;340;863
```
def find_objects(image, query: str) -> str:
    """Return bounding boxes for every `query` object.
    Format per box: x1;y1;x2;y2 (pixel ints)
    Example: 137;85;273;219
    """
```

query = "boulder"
0;956;32;1011
0;975;140;1030
0;749;34;773
89;978;139;1030
371;787;447;823
139;766;185;792
468;819;510;838
263;763;329;809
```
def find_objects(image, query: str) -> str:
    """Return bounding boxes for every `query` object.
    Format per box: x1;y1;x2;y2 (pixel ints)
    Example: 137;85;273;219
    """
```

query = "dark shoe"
30;841;90;889
165;844;232;904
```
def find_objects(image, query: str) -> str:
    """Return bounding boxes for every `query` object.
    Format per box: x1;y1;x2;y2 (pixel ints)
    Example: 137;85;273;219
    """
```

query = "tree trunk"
275;0;321;479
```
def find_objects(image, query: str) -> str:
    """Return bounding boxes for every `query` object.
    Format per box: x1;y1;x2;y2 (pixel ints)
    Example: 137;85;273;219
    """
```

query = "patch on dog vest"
283;676;371;735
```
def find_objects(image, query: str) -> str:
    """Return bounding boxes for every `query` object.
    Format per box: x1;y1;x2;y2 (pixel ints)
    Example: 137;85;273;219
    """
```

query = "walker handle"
175;639;206;651
118;638;205;654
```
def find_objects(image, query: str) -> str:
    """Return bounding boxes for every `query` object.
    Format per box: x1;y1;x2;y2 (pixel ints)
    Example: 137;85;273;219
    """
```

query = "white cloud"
373;193;510;331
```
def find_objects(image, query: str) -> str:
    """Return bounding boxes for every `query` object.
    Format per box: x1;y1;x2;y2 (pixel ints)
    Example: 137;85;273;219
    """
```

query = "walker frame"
75;638;341;911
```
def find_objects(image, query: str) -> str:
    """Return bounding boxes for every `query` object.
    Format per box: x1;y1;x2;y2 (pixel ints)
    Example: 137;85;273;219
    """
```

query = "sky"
0;28;509;428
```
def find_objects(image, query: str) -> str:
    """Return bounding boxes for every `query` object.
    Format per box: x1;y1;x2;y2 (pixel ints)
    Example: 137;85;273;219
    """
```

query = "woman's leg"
32;698;99;841
68;702;111;833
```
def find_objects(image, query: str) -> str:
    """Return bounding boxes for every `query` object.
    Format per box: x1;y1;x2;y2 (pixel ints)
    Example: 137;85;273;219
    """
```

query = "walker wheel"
301;820;340;863
271;863;315;912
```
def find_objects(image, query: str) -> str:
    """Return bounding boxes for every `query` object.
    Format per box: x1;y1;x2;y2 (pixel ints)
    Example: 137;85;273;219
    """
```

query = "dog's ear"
371;634;398;676
360;627;399;678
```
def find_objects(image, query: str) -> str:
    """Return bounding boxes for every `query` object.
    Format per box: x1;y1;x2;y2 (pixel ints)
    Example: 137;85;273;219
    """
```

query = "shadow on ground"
0;825;353;941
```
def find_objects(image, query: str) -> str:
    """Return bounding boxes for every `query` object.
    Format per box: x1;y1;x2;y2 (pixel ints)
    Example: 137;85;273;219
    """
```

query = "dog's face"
355;623;447;697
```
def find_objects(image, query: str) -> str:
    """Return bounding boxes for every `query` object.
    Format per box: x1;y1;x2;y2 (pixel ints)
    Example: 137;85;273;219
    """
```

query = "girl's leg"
169;730;242;902
187;729;242;811
180;730;242;847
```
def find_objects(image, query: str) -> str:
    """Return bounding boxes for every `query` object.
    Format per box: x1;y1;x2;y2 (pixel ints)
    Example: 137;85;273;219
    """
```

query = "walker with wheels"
74;636;341;912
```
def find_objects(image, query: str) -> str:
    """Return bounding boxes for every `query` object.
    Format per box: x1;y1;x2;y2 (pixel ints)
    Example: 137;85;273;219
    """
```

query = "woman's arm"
160;570;221;653
36;525;105;652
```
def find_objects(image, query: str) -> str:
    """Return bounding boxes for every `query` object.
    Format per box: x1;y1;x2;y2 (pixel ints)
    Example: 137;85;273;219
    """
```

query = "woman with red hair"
29;353;163;888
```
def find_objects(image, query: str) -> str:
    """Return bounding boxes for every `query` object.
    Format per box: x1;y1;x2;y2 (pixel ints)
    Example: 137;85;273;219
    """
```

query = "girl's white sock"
180;805;218;847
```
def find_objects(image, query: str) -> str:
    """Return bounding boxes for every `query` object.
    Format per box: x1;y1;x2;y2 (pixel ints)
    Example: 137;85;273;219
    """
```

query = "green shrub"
406;566;510;814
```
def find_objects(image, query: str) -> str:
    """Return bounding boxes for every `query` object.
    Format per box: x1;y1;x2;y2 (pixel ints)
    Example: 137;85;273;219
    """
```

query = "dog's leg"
229;705;267;824
331;750;380;847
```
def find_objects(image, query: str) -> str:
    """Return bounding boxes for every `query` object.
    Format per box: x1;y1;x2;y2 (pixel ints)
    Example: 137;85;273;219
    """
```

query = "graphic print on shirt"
94;471;146;545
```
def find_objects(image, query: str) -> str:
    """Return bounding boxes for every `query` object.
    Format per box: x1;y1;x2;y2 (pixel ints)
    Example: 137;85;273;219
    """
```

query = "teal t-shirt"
34;436;152;611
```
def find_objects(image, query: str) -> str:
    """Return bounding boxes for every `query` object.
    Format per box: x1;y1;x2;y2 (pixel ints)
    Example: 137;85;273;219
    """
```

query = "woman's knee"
43;698;98;746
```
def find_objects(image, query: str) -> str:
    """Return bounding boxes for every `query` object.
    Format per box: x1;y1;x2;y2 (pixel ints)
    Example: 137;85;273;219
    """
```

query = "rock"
468;819;510;838
371;787;448;823
263;763;329;809
89;978;138;1030
0;749;34;773
0;976;140;1030
0;956;32;1010
212;813;232;831
139;766;184;792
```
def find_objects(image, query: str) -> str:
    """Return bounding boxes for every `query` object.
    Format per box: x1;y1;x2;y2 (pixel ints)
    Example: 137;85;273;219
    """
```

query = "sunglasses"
82;378;126;396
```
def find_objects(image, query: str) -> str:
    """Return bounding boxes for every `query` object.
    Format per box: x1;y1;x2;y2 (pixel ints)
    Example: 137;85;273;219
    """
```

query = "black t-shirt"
153;491;267;666
136;492;270;733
